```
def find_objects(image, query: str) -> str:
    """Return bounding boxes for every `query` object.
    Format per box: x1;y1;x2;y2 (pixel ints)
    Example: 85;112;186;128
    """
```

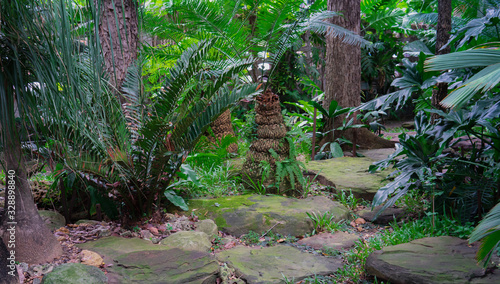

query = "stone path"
188;194;349;237
216;245;342;283
365;236;500;284
305;155;392;199
38;190;500;284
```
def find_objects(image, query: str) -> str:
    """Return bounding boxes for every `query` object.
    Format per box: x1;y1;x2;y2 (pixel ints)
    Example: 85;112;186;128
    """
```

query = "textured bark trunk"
0;87;62;264
431;0;452;122
210;109;238;153
98;0;138;104
324;0;394;149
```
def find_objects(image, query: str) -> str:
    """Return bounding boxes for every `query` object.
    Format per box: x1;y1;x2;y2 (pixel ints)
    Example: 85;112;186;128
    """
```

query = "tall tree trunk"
0;86;62;265
324;0;394;149
431;0;452;122
99;0;138;104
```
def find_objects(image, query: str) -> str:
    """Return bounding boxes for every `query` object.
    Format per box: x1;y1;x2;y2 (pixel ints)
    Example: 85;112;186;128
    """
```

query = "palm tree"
0;0;62;265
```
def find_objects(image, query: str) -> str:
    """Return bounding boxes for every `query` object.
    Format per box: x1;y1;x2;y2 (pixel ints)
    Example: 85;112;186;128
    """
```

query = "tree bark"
431;0;452;122
98;0;139;104
324;0;394;149
0;87;62;265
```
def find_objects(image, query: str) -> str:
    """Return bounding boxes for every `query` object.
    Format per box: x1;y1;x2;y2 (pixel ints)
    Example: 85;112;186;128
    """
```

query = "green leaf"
164;190;188;211
330;142;343;158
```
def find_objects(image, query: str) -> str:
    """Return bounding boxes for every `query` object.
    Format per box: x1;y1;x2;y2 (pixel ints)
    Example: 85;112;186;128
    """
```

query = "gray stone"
305;157;391;200
189;194;349;237
41;263;107;284
196;219;218;236
78;236;218;284
140;229;154;241
365;236;486;284
358;148;396;161
160;231;212;252
358;206;407;224
216;245;342;284
296;231;359;250
38;210;66;231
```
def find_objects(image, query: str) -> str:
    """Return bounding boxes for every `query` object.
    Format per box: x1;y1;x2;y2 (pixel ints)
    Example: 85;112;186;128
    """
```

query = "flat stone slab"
41;263;107;284
189;194;349;237
296;231;359;251
358;206;407;224
358;148;396;161
305;157;390;200
216;245;343;283
78;236;218;283
365;236;487;284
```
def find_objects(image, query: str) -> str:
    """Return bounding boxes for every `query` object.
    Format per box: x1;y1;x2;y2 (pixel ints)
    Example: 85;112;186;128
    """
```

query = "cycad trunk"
242;90;297;195
210;109;238;153
324;0;394;149
98;0;138;104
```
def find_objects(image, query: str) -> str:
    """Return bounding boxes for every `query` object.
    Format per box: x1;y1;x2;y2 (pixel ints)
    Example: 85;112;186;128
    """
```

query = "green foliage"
306;211;338;235
241;231;261;245
173;162;243;198
333;189;361;211
469;202;500;267
269;137;307;196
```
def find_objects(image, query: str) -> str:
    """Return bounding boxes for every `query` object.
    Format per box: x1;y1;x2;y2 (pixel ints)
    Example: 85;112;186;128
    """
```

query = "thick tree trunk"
0;89;62;264
99;0;138;104
324;0;394;149
431;0;452;122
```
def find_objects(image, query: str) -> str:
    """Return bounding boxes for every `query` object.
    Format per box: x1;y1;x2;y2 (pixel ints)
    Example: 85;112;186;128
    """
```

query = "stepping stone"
160;231;212;252
357;206;407;224
41;263;107;284
365;236;487;284
305;157;390;200
358;148;396;161
78;236;218;283
296;231;359;251
38;210;66;231
216;245;342;283
189;194;349;237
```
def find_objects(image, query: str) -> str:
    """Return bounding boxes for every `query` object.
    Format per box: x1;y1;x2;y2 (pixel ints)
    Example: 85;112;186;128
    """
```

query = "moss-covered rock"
365;236;486;283
41;263;107;284
216;245;342;283
305;157;390;200
188;194;349;237
160;231;212;252
38;210;66;231
78;237;218;283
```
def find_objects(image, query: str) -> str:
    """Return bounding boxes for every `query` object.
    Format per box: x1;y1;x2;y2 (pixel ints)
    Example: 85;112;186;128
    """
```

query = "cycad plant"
31;1;259;222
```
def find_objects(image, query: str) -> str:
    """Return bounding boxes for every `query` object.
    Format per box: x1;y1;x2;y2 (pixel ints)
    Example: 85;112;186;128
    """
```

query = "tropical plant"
469;202;500;267
28;0;261;223
426;45;500;109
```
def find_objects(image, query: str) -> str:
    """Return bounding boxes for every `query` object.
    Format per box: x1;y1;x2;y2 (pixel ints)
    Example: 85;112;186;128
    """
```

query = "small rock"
39;210;66;232
120;230;132;237
196;219;218;236
297;232;359;251
151;237;162;244
95;226;111;237
140;230;154;241
358;206;407;225
402;121;415;129
79;250;103;267
355;218;366;225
